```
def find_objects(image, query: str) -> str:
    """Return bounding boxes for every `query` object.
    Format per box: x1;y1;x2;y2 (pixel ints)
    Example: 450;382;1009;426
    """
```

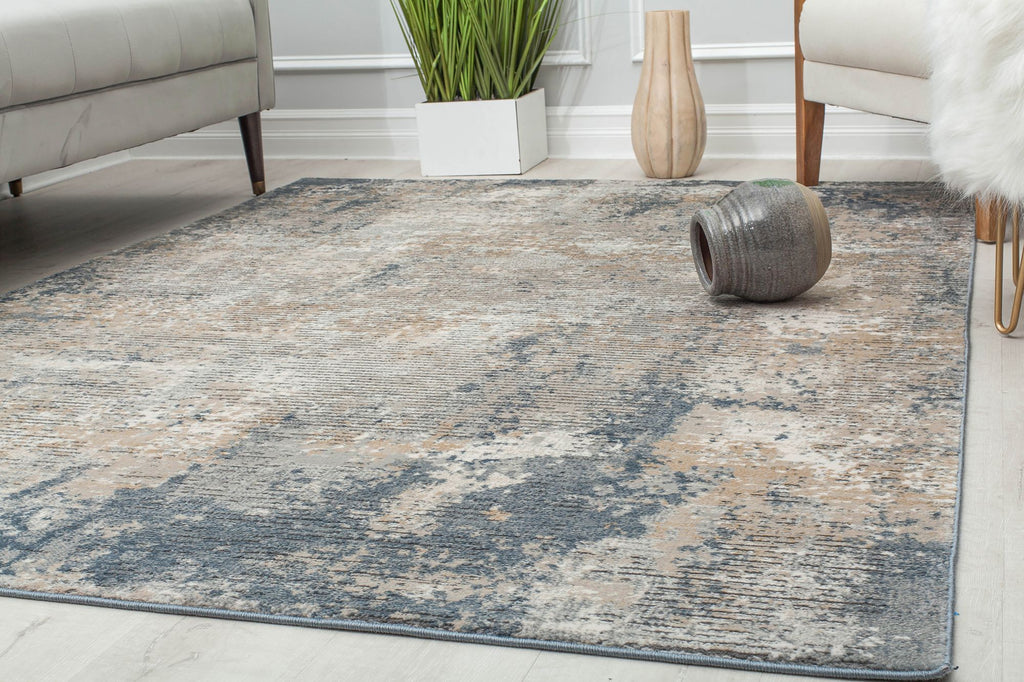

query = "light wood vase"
631;10;706;179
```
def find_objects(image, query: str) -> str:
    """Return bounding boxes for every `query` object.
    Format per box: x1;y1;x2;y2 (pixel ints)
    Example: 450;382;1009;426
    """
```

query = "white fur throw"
930;0;1024;202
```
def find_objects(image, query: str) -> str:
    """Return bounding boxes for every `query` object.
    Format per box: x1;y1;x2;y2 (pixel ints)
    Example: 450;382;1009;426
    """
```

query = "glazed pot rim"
689;209;720;296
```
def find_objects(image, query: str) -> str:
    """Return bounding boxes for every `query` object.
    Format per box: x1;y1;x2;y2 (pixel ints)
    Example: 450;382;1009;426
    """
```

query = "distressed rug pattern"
0;180;971;679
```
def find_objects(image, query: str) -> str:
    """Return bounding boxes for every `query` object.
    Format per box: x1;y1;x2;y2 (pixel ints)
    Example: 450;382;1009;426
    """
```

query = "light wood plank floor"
0;157;1018;682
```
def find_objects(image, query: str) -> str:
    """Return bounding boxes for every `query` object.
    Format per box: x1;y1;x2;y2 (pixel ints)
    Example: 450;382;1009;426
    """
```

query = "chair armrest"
250;0;276;110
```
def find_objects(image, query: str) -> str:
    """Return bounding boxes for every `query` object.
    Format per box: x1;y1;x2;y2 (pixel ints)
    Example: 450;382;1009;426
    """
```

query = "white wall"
136;0;928;162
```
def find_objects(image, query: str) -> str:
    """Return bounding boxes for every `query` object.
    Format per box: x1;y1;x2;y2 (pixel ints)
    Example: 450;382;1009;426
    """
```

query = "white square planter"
415;88;548;176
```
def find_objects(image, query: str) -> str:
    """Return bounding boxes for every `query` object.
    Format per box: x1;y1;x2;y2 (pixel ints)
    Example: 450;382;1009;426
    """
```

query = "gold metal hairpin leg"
994;201;1024;335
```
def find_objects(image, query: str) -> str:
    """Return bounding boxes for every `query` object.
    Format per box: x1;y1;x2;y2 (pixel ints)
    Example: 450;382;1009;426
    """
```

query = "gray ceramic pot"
689;179;831;302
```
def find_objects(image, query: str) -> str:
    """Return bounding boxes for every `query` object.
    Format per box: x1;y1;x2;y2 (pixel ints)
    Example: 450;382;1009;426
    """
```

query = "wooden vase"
631;10;706;179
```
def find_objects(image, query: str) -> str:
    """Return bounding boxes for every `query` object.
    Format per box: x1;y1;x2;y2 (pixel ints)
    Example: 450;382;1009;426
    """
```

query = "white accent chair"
0;0;275;197
795;0;999;242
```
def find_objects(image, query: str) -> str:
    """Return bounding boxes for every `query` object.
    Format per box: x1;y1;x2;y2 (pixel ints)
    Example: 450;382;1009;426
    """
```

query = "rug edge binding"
0;587;952;681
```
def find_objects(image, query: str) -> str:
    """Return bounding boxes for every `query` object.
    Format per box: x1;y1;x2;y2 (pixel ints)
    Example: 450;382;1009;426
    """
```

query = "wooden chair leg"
238;112;266;196
794;0;824;186
797;101;825;186
9;179;23;197
975;197;1005;243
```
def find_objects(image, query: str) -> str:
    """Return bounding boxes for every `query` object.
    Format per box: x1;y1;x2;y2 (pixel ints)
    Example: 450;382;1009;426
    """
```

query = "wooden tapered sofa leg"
238;112;266;196
9;179;23;197
794;0;825;186
975;197;1006;243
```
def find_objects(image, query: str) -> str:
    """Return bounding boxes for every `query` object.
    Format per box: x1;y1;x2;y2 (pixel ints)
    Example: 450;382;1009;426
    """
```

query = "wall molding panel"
131;105;929;162
628;0;794;62
275;0;592;72
274;54;416;72
275;7;793;71
687;42;794;62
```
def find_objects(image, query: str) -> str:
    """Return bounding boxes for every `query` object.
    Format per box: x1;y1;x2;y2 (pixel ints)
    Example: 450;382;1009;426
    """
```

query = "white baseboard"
13;152;132;195
130;105;929;162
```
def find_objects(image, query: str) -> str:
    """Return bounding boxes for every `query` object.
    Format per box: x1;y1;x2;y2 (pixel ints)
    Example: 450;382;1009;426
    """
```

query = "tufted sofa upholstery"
0;0;275;196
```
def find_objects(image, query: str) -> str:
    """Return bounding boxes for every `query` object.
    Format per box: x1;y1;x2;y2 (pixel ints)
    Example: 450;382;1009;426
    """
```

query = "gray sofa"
0;0;275;196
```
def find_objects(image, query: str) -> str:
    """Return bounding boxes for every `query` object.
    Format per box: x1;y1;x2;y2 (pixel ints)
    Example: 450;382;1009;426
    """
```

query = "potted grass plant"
392;0;564;176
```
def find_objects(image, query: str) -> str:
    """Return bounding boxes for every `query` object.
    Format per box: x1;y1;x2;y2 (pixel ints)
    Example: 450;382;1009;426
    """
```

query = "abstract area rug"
0;179;971;679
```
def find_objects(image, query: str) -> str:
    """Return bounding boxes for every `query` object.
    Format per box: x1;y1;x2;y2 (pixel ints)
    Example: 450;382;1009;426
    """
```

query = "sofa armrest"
250;0;276;110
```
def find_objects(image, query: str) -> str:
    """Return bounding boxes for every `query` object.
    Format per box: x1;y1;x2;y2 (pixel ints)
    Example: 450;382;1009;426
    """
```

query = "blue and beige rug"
0;179;971;679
